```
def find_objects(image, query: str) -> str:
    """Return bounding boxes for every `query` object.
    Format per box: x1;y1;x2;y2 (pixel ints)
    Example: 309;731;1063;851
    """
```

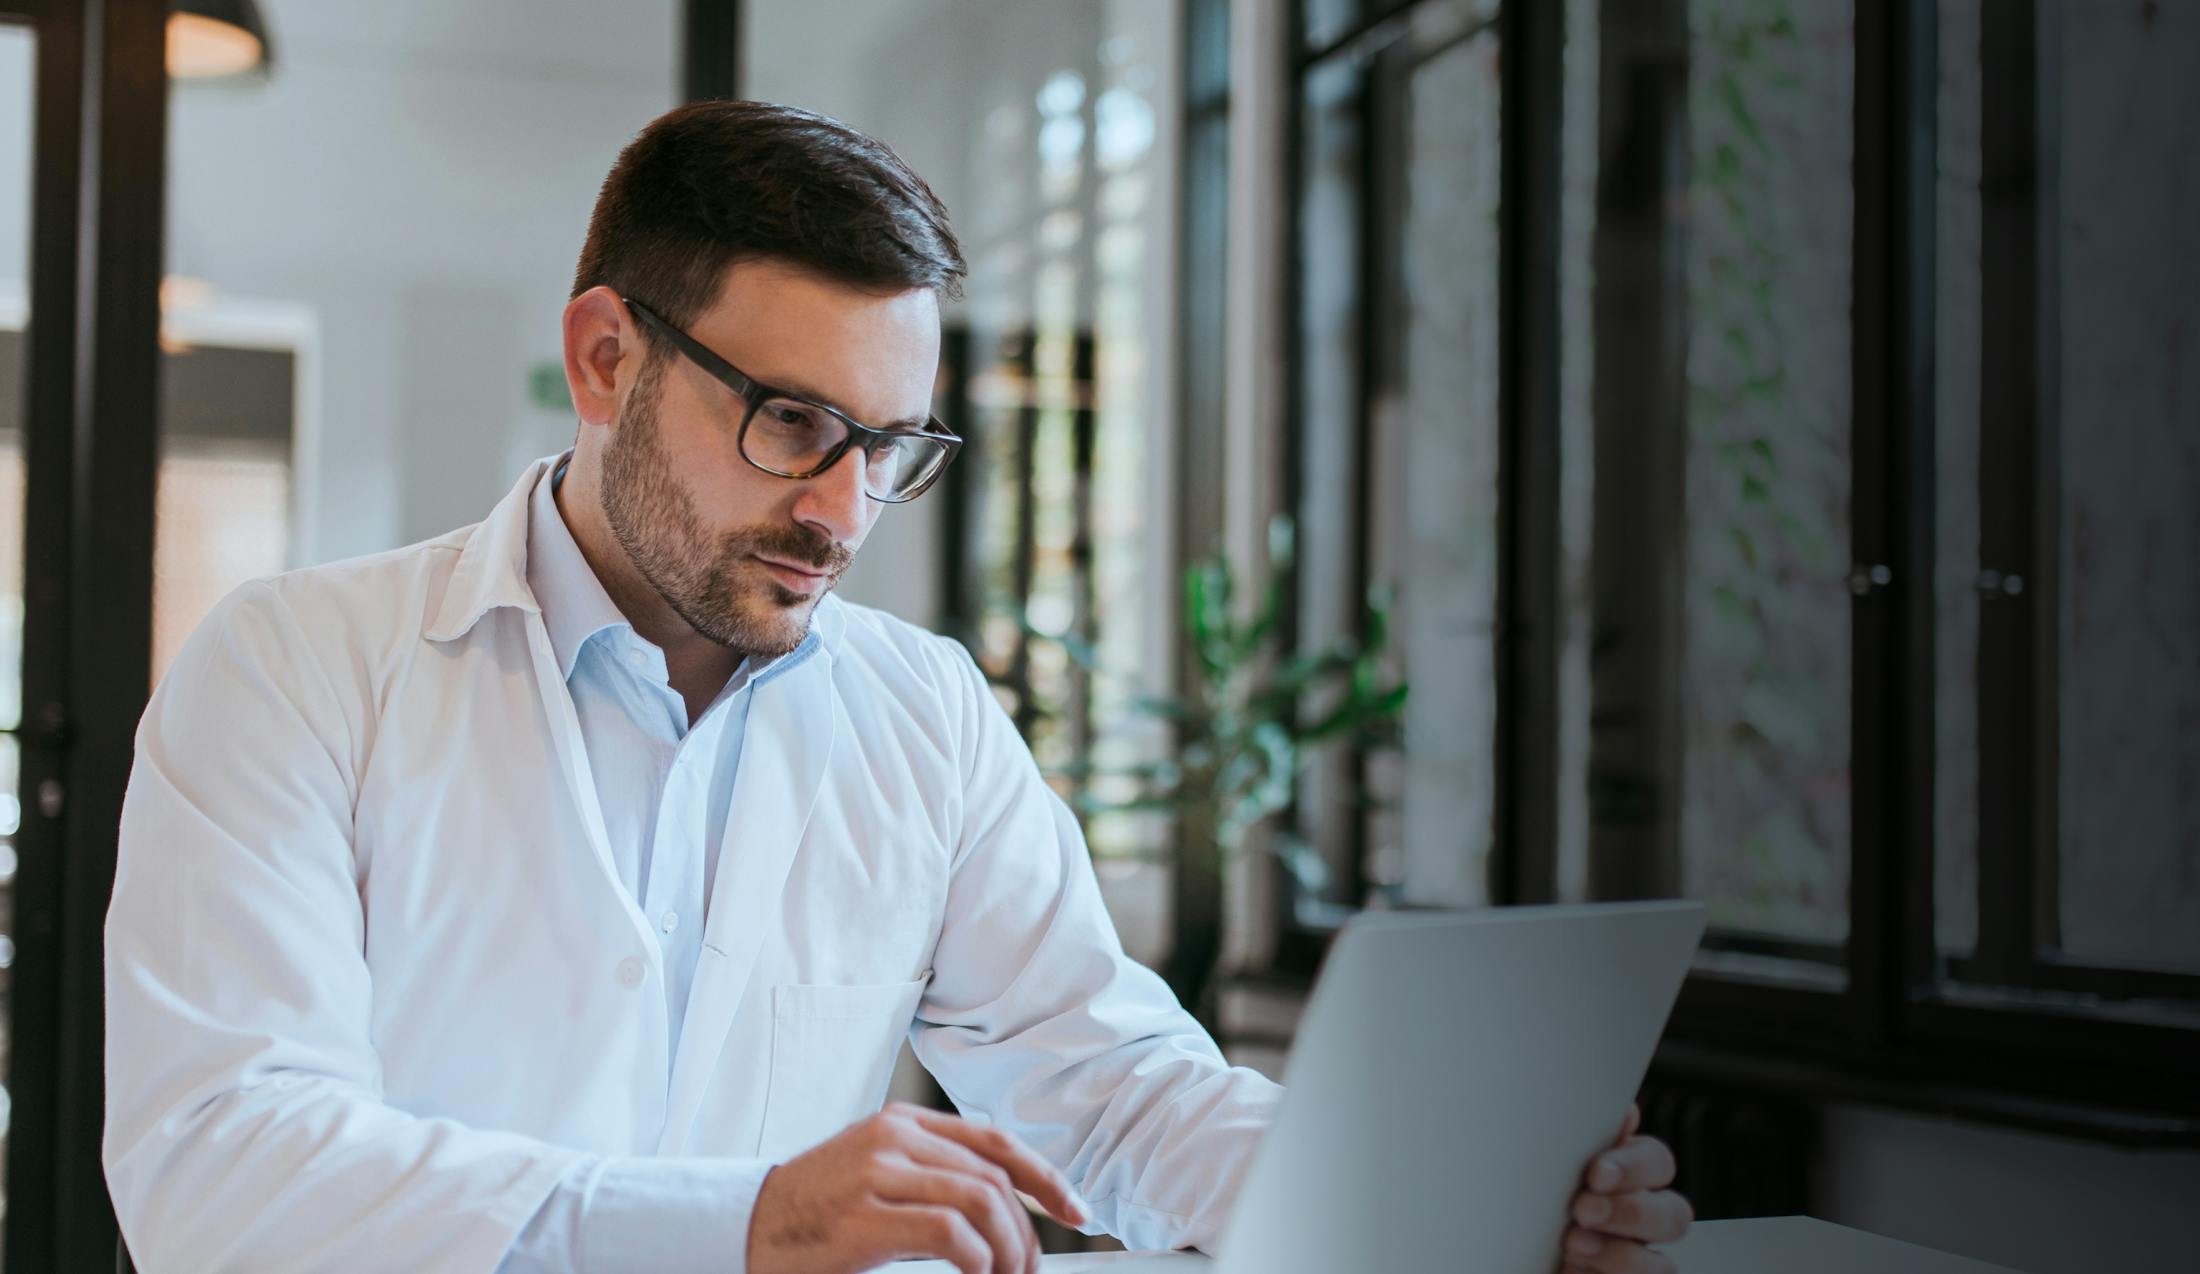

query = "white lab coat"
105;458;1280;1272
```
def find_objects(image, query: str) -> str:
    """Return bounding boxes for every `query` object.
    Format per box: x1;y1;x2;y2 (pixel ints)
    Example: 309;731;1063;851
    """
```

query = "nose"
789;441;872;546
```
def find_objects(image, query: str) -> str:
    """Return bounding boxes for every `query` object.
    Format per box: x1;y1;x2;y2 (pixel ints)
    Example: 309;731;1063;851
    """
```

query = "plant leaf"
1130;694;1195;722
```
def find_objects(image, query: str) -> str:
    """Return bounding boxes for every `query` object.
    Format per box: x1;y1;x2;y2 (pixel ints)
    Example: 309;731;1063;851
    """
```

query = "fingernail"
1574;1195;1611;1226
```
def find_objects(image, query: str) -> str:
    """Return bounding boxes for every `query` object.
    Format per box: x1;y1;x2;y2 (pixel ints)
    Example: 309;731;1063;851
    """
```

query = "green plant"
1035;516;1408;1010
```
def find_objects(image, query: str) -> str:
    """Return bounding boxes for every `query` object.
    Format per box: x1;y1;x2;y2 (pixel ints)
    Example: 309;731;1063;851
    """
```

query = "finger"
898;1124;1057;1264
879;1203;993;1274
872;1159;1036;1274
1618;1103;1642;1144
1583;1134;1678;1194
1562;1229;1676;1274
903;1106;1090;1227
1571;1187;1694;1243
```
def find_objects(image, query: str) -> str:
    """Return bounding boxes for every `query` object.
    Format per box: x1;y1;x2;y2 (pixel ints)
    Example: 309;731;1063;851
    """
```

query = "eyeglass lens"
746;396;951;502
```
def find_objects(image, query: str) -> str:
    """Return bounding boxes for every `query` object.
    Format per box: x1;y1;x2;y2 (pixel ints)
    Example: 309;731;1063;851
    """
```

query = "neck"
554;454;743;719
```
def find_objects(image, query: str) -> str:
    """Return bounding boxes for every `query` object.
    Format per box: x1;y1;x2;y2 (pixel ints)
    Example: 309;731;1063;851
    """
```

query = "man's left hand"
1561;1103;1692;1274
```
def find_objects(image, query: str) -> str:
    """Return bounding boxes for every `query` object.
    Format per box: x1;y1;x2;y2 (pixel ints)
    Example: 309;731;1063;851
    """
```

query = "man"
104;102;1690;1274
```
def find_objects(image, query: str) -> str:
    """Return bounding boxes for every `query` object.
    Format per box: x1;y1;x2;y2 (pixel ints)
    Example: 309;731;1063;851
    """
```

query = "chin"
725;587;821;656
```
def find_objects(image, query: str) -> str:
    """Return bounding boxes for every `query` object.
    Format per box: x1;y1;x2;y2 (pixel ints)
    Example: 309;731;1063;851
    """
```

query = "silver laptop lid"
1214;900;1707;1274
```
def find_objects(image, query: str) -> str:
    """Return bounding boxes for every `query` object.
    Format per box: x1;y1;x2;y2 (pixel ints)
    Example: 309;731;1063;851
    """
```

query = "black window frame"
1190;0;2200;1143
1662;0;2200;1139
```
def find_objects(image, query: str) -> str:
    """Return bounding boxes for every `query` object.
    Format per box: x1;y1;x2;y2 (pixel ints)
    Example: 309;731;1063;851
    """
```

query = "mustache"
731;523;853;574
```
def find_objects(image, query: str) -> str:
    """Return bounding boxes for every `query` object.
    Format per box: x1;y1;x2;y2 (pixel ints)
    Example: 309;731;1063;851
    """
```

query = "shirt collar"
526;452;638;681
429;452;850;673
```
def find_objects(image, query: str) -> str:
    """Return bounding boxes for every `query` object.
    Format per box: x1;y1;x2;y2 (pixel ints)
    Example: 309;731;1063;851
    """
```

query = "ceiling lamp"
168;0;274;80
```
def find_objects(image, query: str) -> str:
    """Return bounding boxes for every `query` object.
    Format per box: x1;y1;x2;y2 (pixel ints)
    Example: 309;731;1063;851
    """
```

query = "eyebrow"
749;372;933;433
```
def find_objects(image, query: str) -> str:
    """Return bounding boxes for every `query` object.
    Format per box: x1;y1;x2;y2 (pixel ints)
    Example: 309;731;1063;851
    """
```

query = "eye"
759;399;827;431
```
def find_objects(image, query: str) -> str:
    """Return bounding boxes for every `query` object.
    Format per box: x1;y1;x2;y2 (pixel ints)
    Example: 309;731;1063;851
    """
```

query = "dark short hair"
571;100;965;333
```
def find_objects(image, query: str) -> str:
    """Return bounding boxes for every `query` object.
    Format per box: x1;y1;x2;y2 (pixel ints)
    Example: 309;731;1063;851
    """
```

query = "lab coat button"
616;956;646;988
660;911;679;934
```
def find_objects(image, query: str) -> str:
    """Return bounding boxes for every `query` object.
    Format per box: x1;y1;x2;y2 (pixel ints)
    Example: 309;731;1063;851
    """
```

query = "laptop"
1037;899;1709;1272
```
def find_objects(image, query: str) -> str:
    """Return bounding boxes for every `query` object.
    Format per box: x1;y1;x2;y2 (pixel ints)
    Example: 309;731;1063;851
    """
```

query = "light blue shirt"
501;457;791;1273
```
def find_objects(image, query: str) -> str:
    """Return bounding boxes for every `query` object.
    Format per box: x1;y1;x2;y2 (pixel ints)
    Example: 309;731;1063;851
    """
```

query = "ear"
562;286;644;431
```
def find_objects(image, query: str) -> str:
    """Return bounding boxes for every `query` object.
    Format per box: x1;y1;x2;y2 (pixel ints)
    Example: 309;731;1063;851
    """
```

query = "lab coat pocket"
757;974;930;1160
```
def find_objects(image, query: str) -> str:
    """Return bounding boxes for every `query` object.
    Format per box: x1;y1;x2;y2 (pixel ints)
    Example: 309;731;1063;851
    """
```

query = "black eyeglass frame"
623;296;963;504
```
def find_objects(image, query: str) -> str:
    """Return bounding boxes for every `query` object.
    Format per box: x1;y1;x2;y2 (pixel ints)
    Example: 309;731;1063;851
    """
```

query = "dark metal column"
0;0;90;1256
1967;0;2050;988
1584;0;1690;904
684;0;742;102
1494;0;1566;905
5;0;168;1269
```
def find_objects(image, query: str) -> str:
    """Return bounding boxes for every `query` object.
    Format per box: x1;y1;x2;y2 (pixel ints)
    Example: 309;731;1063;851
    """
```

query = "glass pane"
1932;0;1984;963
1554;0;1600;902
159;0;679;660
2048;3;2200;975
1384;4;1504;908
1188;0;1231;105
0;16;33;1246
1296;0;1503;910
1295;53;1367;906
1678;0;1855;945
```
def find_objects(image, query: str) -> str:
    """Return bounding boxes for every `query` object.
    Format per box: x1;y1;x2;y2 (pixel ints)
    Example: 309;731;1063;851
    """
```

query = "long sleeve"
498;1156;773;1274
104;581;588;1272
910;639;1285;1253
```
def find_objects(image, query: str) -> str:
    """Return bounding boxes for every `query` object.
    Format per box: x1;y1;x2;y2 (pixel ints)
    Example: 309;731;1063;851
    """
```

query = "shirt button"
660;911;679;935
615;956;646;988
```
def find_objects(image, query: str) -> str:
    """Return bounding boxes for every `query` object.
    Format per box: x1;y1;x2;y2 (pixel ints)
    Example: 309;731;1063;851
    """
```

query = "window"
1290;0;1508;916
1212;0;2200;1128
149;322;305;683
1924;0;2200;1022
1603;0;2200;1123
1675;0;1855;952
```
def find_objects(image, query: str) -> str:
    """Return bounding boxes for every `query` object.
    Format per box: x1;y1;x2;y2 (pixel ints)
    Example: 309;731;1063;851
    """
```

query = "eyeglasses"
624;297;962;504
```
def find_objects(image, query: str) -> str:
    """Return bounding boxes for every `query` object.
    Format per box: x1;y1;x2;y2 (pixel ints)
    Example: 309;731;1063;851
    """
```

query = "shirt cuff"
505;1152;776;1274
587;1155;776;1274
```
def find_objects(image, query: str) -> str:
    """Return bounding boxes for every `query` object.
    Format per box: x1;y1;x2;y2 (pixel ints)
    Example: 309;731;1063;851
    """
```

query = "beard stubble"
598;357;855;658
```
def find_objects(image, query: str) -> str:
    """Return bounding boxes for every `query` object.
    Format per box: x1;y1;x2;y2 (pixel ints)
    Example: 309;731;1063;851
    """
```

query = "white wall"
1814;1103;2200;1273
161;0;679;562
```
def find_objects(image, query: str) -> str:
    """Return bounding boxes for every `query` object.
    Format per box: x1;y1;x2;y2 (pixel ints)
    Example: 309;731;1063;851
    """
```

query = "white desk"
1666;1217;2025;1272
885;1216;2028;1272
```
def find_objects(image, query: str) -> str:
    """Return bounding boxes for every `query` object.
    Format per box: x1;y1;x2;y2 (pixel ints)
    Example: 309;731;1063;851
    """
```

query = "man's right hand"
745;1101;1092;1274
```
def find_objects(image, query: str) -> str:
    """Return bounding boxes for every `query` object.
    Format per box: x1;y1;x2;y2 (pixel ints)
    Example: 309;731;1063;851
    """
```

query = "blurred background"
1;1;2195;1270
